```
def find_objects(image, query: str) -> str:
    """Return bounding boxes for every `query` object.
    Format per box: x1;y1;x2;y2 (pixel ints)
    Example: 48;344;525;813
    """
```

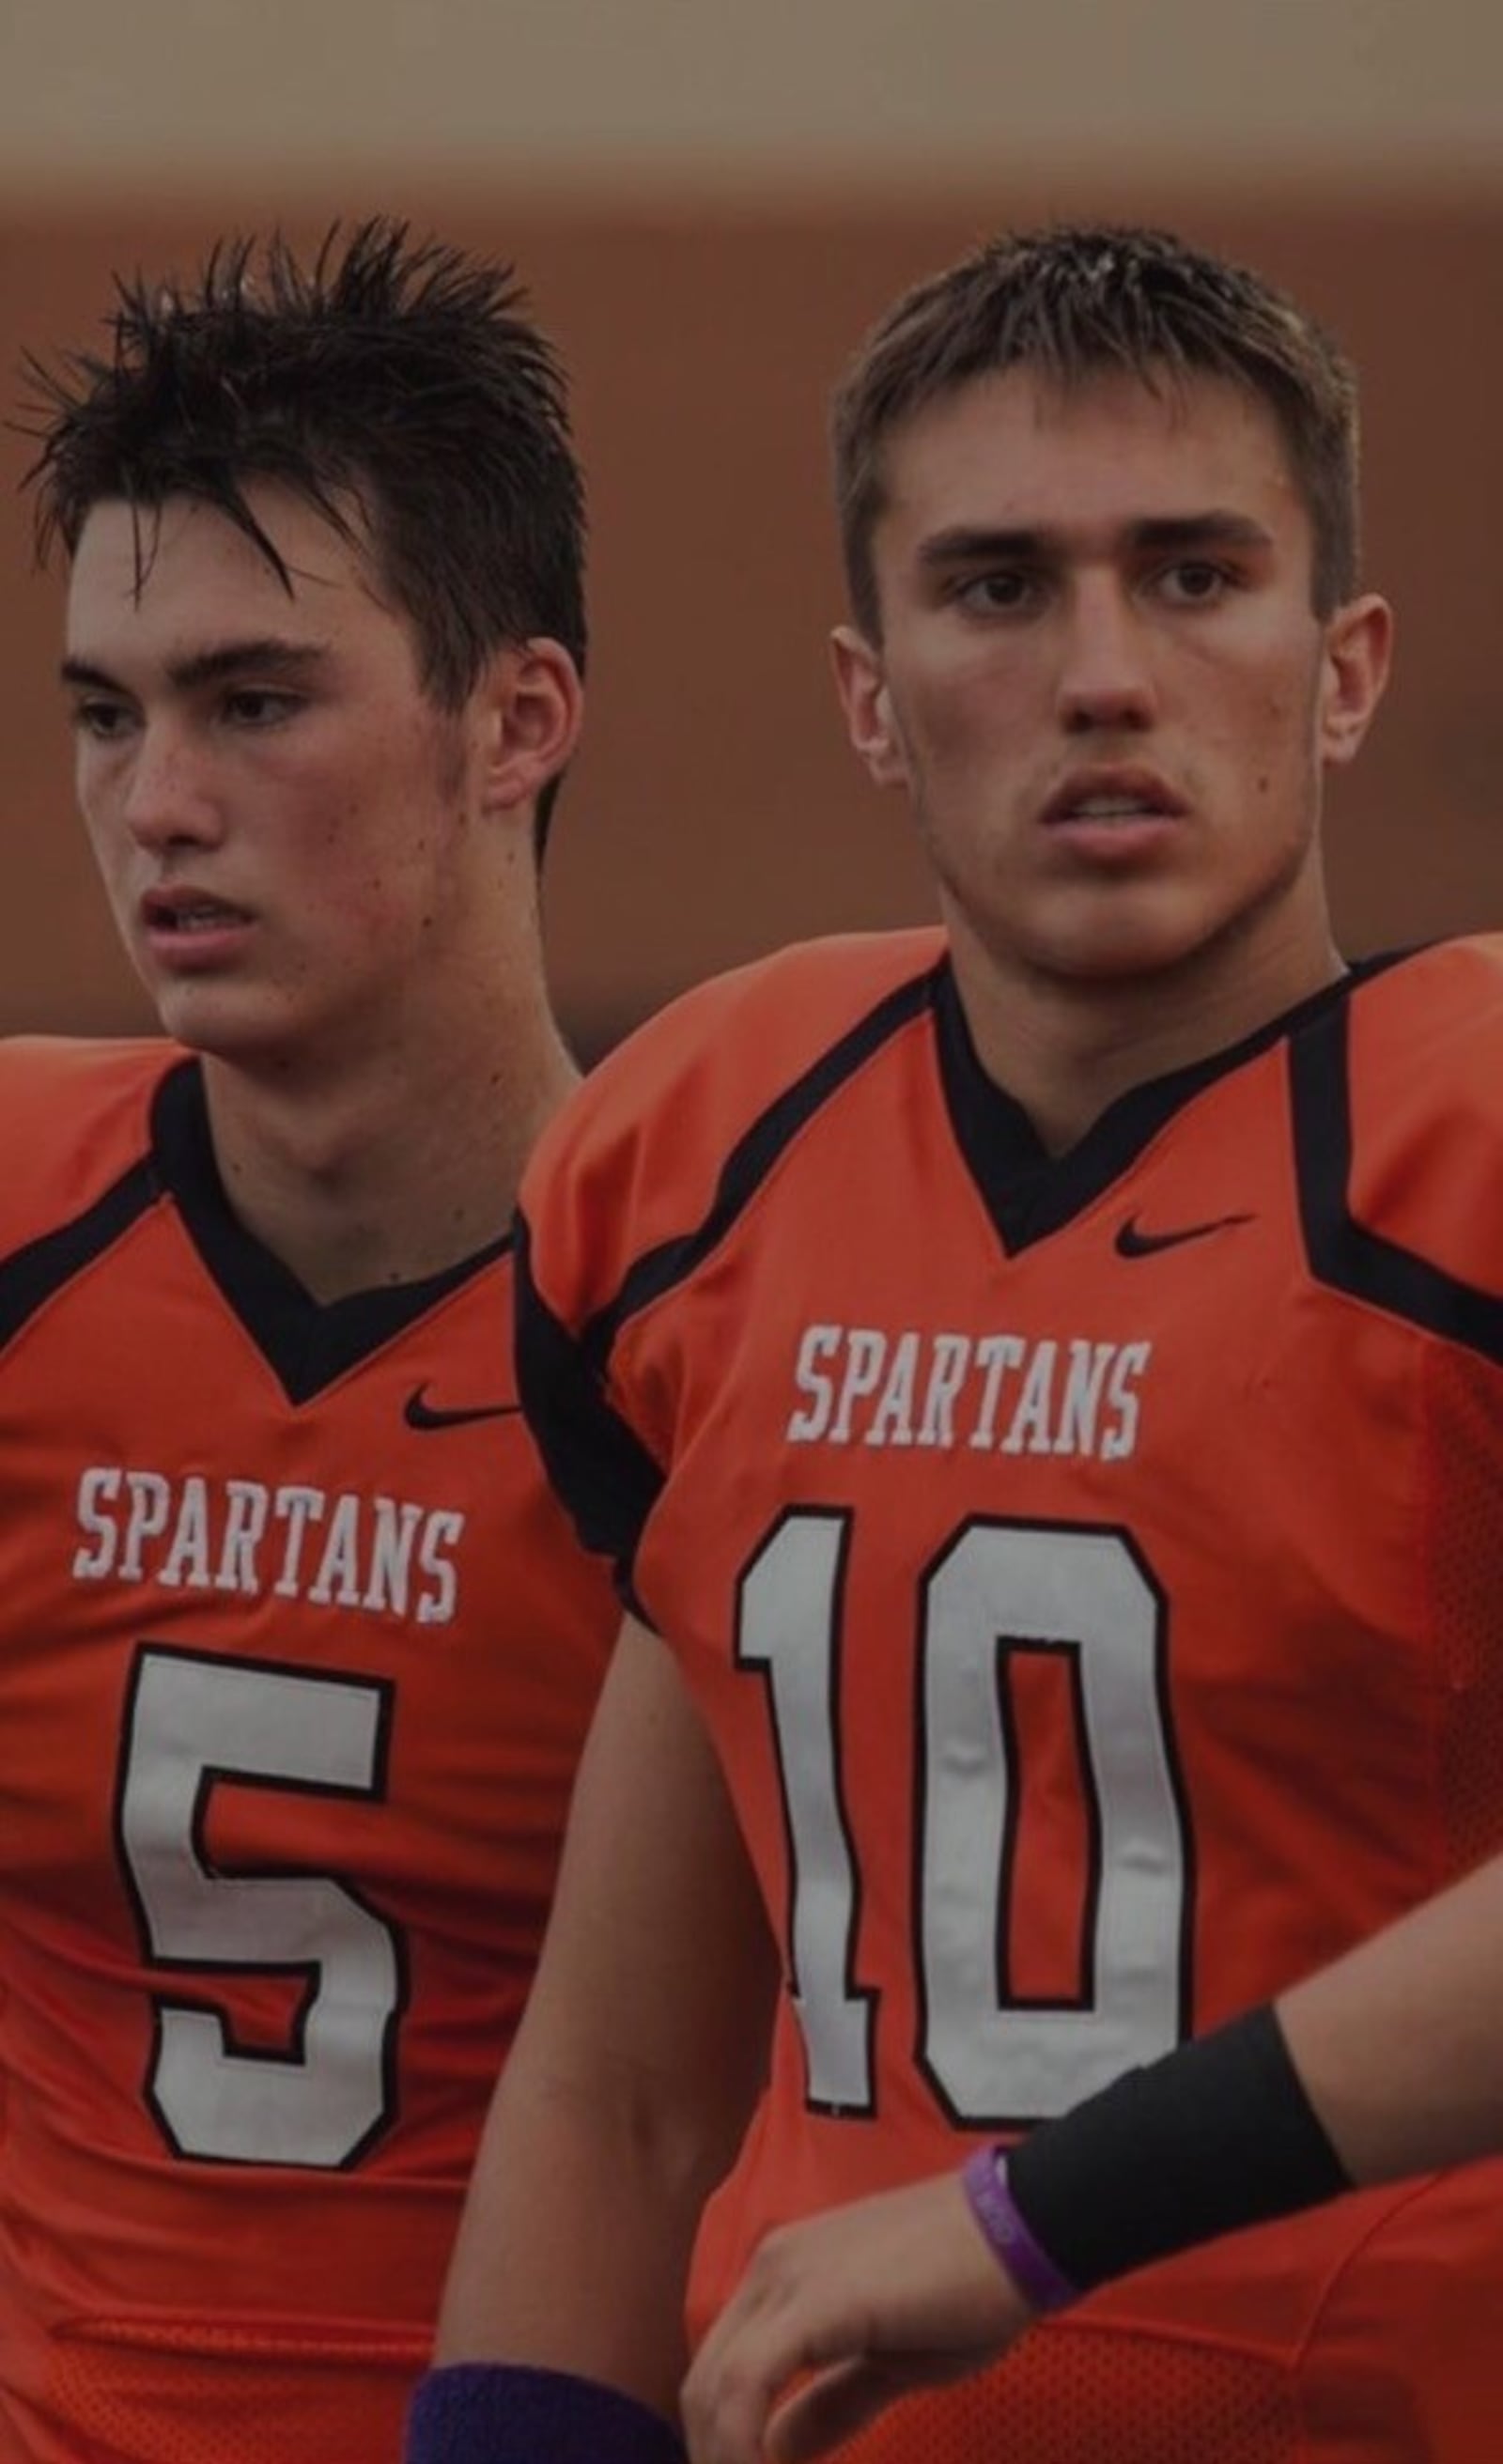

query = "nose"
115;719;225;854
1055;576;1158;734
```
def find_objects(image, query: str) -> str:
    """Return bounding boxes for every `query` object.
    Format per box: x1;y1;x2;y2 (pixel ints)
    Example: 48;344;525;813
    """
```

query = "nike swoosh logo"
403;1384;523;1431
1114;1211;1255;1258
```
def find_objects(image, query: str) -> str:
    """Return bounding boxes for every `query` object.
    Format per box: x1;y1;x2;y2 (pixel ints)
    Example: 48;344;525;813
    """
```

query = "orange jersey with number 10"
518;931;1503;2464
0;1039;616;2464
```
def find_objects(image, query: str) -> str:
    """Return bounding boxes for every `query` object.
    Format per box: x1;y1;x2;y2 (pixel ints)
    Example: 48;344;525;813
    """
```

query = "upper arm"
434;1617;780;2381
489;1609;778;2177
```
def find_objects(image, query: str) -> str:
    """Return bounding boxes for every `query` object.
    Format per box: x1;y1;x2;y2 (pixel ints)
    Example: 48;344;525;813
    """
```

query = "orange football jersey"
518;931;1503;2462
0;1039;616;2464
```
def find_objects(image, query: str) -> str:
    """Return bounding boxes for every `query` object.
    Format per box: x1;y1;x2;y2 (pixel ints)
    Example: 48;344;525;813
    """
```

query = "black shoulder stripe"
1289;1000;1503;1366
0;1156;160;1351
579;962;941;1371
515;1211;666;1600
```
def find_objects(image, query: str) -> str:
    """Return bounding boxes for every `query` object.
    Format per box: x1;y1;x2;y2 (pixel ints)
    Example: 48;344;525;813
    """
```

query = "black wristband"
1005;2003;1351;2292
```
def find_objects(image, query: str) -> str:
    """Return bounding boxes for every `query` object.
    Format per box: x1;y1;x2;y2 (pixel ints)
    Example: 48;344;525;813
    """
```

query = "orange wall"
4;187;1500;1054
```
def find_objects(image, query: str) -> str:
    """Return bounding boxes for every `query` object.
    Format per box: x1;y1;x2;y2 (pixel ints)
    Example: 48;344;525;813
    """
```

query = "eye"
71;697;136;742
952;569;1042;616
1155;561;1236;607
221;687;302;727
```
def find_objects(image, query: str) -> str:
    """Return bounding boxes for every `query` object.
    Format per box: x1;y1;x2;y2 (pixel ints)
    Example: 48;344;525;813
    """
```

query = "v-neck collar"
931;953;1403;1254
149;1058;511;1403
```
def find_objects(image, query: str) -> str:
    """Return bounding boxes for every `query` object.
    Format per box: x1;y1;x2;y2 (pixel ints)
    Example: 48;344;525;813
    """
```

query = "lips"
141;887;254;933
1042;768;1187;827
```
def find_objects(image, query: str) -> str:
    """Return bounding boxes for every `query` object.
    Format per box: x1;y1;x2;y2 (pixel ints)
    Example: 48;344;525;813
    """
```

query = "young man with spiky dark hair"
2;220;616;2461
411;225;1503;2464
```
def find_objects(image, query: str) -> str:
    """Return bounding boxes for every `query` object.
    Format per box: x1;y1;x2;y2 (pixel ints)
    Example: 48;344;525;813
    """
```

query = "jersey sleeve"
1338;936;1503;1320
513;1209;665;1608
515;931;946;1608
0;1037;167;1261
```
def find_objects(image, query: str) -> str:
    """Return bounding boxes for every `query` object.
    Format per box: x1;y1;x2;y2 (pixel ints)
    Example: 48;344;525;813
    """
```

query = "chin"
147;983;299;1063
1030;921;1207;987
1027;879;1242;986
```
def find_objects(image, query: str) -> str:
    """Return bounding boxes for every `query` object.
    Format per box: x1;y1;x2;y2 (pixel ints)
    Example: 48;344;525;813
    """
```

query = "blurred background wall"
2;0;1499;1056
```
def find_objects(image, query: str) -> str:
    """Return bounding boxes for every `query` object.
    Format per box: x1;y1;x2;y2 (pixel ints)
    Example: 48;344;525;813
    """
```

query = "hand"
680;2169;1036;2464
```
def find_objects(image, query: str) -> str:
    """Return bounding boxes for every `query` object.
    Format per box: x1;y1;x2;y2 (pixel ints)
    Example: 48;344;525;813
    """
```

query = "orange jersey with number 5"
0;1040;615;2464
518;932;1503;2464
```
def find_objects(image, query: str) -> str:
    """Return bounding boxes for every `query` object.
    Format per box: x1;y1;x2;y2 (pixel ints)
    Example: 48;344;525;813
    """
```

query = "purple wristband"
405;2363;687;2464
961;2145;1078;2315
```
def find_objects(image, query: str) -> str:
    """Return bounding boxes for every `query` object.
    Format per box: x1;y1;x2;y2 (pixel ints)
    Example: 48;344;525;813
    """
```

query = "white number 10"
737;1513;1190;2126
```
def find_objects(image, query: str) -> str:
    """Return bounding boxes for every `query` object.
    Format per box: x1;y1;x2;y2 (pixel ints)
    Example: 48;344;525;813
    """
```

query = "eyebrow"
59;638;333;694
917;512;1276;568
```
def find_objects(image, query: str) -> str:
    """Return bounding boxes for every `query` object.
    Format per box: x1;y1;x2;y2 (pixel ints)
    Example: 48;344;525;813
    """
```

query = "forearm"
683;1856;1503;2463
436;2058;723;2418
429;1619;778;2426
1004;1850;1503;2296
1278;1849;1503;2187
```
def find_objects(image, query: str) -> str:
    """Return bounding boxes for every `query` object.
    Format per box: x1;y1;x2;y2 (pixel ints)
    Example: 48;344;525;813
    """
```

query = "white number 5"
117;1647;402;2168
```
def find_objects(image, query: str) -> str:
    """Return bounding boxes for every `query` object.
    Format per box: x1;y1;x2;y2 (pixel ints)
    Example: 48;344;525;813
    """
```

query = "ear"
473;638;585;816
831;624;910;791
1318;593;1393;770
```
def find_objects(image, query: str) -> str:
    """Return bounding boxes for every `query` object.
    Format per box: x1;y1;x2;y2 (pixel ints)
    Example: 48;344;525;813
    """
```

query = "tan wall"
5;0;1500;193
4;183;1501;1053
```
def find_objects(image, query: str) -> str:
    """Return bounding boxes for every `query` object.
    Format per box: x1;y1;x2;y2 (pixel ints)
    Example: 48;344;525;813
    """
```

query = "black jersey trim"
576;962;942;1370
509;963;943;1601
515;1211;663;1615
0;1154;160;1350
936;960;1393;1254
150;1062;513;1405
1289;997;1503;1367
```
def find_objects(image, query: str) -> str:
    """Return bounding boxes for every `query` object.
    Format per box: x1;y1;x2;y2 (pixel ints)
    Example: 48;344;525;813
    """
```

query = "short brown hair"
832;223;1359;635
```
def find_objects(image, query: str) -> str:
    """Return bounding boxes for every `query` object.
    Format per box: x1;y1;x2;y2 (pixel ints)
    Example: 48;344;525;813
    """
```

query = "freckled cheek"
74;795;111;858
295;783;399;912
331;845;435;942
79;814;133;907
1200;671;1306;780
910;670;1032;778
74;760;124;842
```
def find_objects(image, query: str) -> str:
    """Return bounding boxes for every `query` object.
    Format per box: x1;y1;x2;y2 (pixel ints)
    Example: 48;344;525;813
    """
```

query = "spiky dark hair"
832;222;1360;634
21;217;586;853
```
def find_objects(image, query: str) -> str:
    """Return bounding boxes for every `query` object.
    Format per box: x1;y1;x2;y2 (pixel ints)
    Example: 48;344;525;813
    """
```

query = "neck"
199;996;577;1302
949;904;1344;1156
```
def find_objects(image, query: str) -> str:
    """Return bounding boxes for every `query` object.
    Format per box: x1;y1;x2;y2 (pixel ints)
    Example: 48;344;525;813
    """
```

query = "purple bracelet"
961;2144;1078;2315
